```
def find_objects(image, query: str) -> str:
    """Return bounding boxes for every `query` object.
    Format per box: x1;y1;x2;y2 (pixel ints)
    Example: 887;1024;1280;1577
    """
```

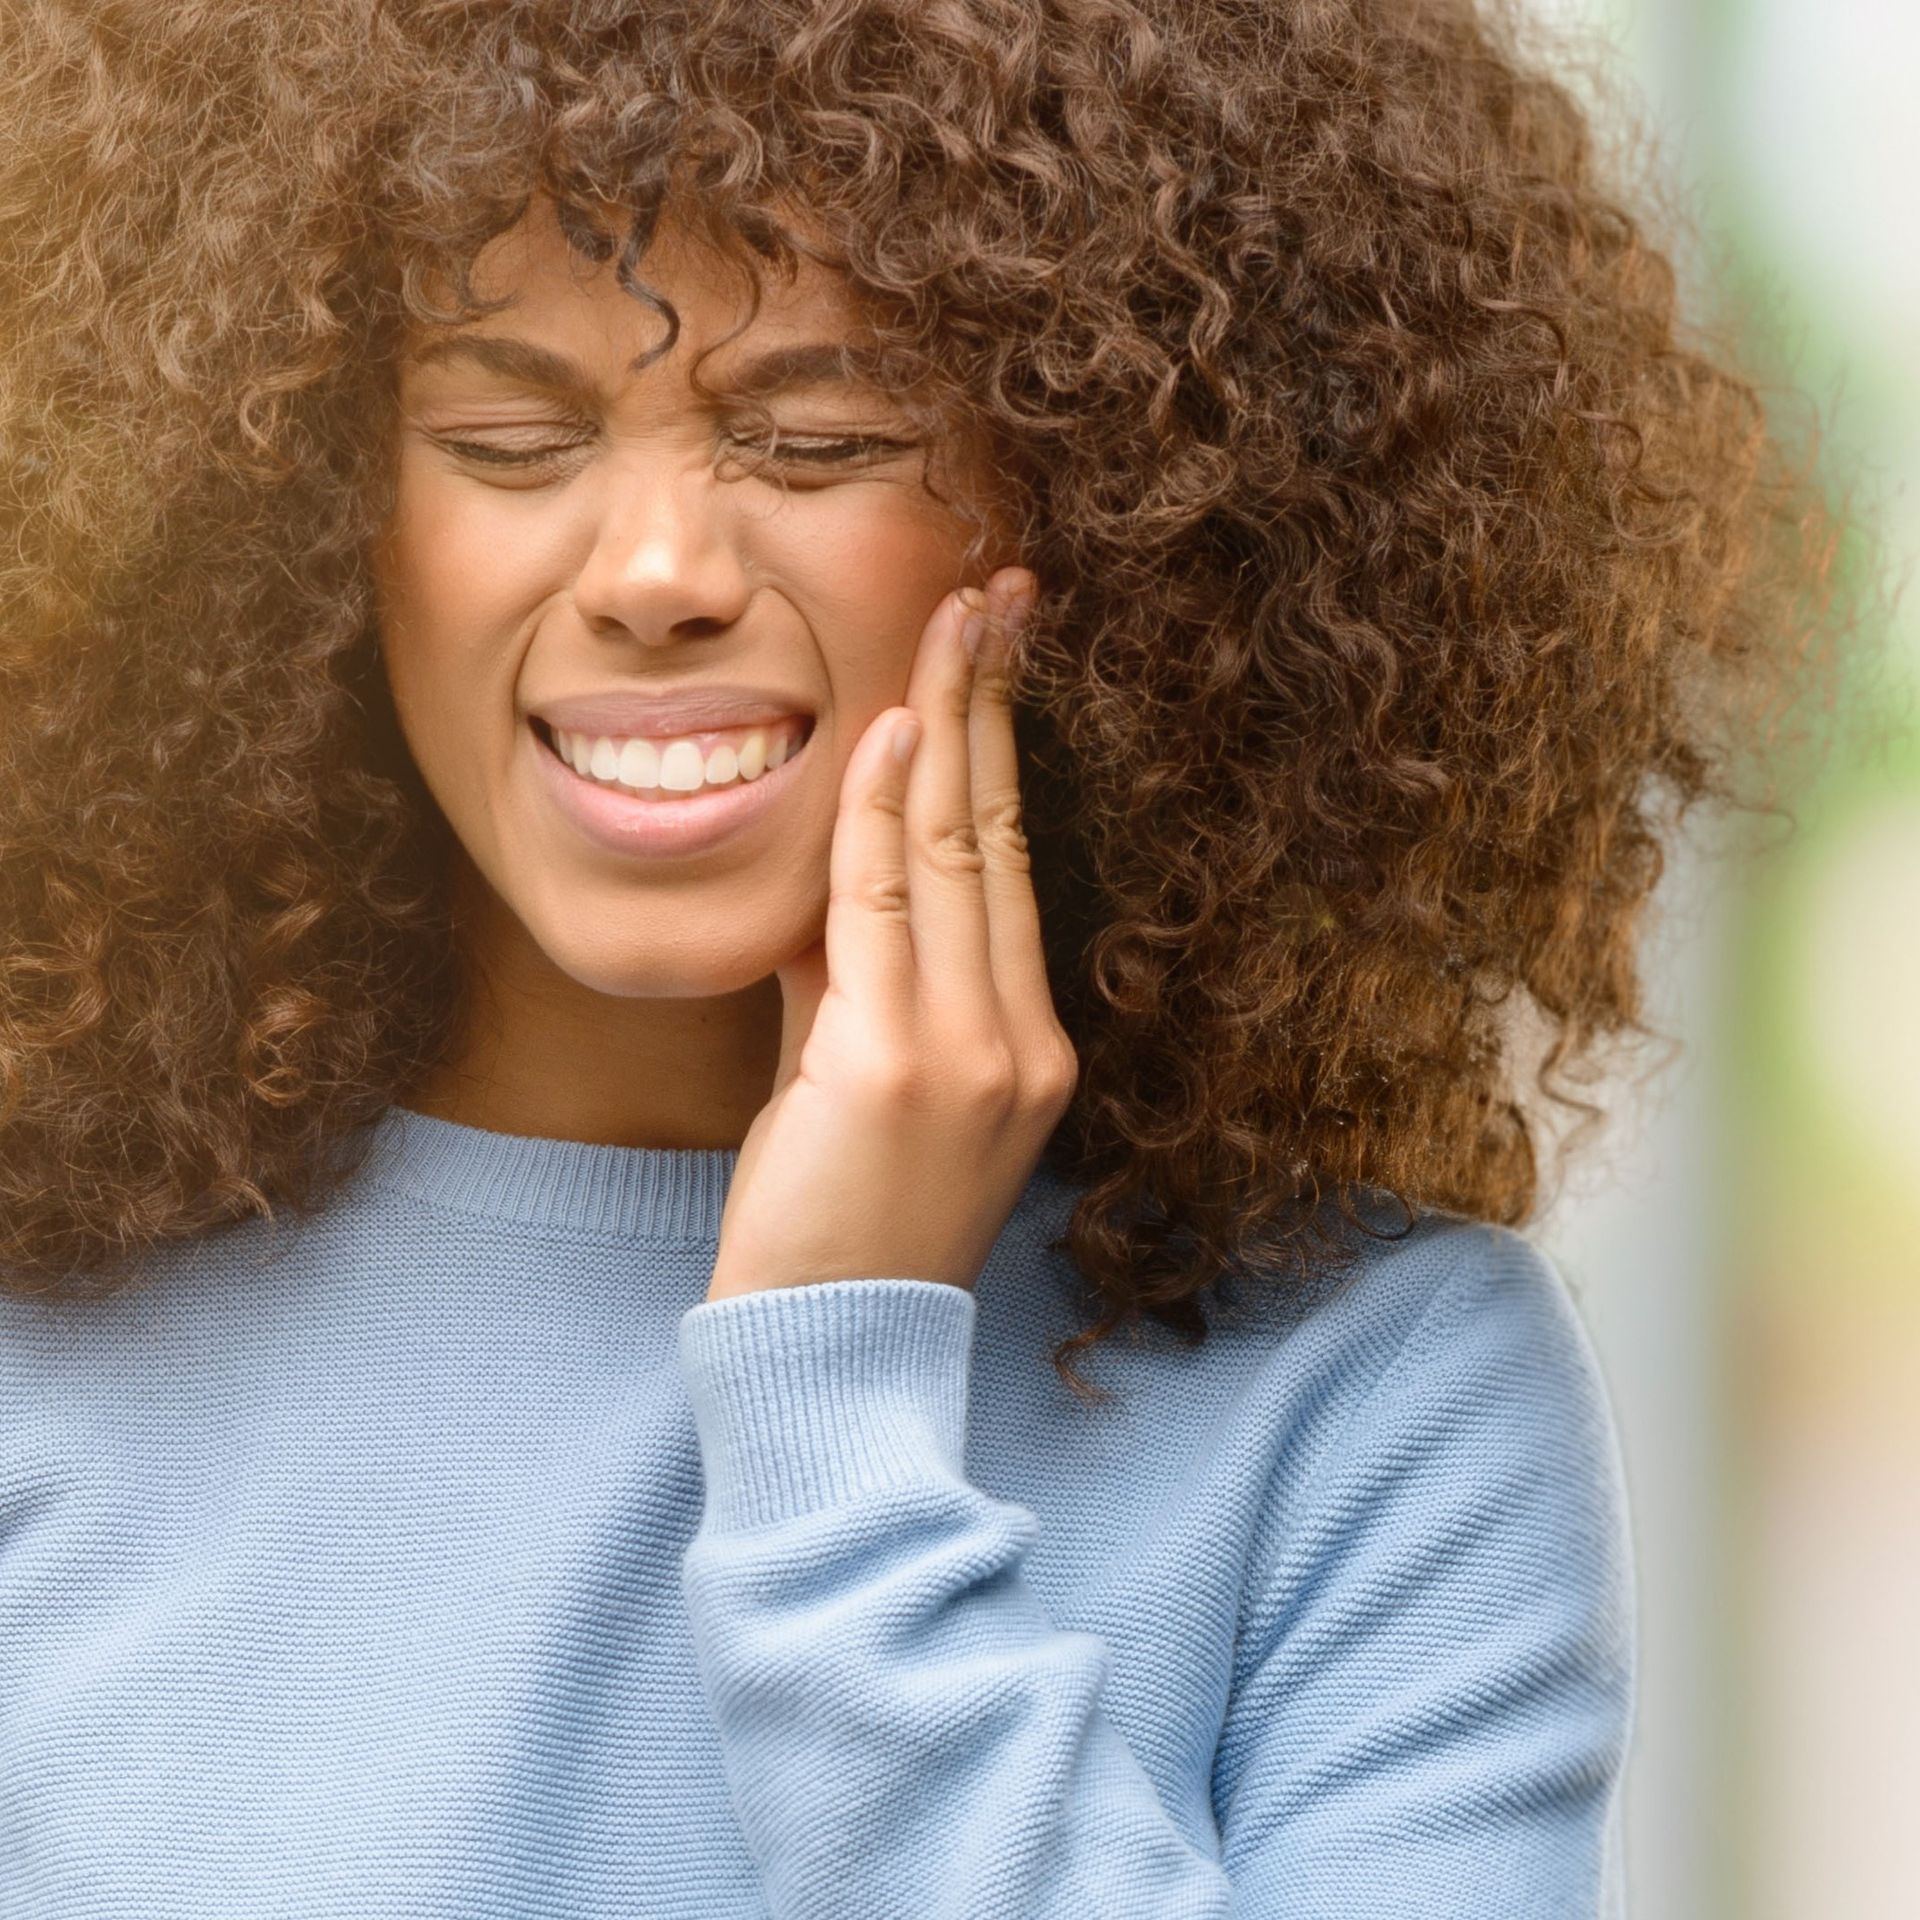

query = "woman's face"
372;197;997;1002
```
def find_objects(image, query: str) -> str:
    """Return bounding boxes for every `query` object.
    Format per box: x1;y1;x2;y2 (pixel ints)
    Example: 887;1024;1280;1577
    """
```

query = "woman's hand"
705;566;1077;1303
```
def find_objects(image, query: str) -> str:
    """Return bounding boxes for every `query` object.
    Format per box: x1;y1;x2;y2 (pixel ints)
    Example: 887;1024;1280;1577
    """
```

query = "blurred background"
1522;0;1918;1915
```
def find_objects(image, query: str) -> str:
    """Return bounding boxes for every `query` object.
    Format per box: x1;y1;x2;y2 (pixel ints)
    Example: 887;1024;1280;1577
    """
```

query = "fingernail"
961;610;987;660
890;714;922;763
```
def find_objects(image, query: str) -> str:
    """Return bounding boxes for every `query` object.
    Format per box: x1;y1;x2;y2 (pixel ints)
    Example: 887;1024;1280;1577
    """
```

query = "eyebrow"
713;339;893;399
405;334;600;403
403;333;892;402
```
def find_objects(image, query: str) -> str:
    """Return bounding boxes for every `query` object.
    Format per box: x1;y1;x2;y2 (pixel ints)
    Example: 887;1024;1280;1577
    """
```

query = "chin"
535;915;812;1001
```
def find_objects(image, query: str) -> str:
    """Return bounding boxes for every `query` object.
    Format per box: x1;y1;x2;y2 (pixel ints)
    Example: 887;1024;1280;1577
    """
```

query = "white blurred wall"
1538;834;1732;1920
1517;5;1731;1913
1528;3;1920;1917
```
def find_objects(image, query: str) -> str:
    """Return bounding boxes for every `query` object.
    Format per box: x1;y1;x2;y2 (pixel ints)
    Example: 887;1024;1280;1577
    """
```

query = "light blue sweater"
0;1105;1634;1916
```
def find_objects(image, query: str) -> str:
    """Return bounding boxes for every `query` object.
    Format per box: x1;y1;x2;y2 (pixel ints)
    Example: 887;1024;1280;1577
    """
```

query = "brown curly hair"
0;0;1845;1391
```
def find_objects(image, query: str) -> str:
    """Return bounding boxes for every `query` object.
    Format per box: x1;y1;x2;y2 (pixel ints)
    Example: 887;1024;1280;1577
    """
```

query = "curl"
0;0;1856;1398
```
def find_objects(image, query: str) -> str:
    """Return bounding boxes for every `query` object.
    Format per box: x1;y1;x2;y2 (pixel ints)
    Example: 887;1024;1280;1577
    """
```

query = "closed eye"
430;434;917;470
758;436;917;464
428;432;921;487
432;435;591;468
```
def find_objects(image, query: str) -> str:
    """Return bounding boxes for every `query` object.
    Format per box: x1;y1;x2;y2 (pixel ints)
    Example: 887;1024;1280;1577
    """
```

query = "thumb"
771;936;829;1094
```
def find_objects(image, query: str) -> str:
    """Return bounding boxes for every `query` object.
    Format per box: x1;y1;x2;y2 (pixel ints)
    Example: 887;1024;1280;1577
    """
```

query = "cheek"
785;495;980;703
372;467;583;783
375;463;548;656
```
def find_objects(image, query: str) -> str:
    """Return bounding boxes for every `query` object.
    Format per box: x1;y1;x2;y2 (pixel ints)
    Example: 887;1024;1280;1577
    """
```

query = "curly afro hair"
0;0;1845;1391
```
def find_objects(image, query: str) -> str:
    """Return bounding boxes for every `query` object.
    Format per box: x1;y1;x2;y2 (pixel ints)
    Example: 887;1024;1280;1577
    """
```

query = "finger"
968;568;1059;1043
899;586;997;1022
823;701;923;1032
771;936;827;1092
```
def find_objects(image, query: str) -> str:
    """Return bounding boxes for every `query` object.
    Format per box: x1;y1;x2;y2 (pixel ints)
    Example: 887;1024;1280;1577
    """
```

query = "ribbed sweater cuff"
676;1278;977;1533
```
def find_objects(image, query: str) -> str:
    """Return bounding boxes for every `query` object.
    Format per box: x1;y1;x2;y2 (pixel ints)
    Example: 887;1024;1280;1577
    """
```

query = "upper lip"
529;686;816;740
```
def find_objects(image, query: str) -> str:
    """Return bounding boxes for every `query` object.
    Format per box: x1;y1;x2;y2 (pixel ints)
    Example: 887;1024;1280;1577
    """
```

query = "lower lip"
529;719;814;859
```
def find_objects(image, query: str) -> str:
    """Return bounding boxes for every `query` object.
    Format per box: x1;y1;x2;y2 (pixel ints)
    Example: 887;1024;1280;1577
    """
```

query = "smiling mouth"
529;714;814;794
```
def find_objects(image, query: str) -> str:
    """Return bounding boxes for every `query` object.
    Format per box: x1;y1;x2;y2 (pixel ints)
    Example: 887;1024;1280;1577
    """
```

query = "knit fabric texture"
0;1105;1635;1916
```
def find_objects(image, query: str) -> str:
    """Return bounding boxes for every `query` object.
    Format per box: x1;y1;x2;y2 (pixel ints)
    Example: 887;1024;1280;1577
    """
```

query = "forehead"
406;195;872;387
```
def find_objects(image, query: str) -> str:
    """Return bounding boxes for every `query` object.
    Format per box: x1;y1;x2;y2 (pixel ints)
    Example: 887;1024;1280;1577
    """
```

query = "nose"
571;458;754;646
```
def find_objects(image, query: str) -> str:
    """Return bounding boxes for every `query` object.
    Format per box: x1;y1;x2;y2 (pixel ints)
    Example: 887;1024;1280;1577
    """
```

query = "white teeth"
616;737;660;789
658;740;705;791
551;721;803;797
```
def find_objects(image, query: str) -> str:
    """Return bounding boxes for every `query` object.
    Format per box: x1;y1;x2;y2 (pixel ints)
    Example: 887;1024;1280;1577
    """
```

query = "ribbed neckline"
342;1104;740;1245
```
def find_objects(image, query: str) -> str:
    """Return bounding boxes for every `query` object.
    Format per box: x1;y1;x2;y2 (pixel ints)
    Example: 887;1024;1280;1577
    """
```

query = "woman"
0;1;1840;1914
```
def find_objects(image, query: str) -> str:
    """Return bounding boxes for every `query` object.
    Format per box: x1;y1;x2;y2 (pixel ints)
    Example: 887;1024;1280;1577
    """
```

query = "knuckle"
971;655;1013;706
955;1043;1020;1109
925;819;985;875
1031;1035;1080;1108
863;782;908;824
974;792;1032;870
857;1052;915;1105
830;875;911;919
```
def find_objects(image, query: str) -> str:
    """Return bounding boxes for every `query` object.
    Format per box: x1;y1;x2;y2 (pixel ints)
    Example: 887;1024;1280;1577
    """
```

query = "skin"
372;195;1077;1298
